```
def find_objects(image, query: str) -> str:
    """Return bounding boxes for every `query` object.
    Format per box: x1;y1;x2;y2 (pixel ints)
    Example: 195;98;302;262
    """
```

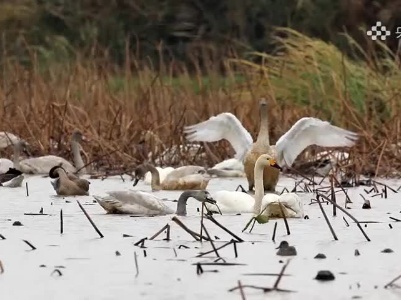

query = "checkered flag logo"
367;21;391;41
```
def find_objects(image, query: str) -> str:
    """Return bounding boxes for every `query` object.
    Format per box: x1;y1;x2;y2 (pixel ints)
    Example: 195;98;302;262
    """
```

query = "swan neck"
253;157;269;215
175;191;193;216
71;139;86;174
147;165;162;190
255;102;270;146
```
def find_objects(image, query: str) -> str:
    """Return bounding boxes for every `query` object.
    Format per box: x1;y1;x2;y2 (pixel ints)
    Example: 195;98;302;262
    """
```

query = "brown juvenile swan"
49;165;90;196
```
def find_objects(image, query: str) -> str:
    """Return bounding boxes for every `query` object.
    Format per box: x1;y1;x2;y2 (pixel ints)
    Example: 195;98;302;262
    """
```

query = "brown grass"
0;28;400;178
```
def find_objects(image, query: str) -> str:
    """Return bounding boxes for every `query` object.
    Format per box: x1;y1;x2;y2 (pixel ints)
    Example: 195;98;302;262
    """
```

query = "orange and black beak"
269;158;282;171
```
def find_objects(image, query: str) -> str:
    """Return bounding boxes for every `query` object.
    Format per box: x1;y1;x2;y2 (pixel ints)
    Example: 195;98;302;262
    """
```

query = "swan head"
257;154;282;171
191;190;216;204
132;164;152;186
49;164;66;178
71;130;88;143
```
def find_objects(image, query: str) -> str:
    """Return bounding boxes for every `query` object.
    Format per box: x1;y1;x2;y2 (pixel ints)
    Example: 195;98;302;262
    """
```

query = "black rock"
315;270;335;281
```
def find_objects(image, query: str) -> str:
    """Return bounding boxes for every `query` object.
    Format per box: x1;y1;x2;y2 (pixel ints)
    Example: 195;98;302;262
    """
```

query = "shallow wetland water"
1;174;401;300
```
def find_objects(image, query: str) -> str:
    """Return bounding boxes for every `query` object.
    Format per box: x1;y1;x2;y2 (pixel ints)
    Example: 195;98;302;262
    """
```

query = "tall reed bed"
0;28;400;177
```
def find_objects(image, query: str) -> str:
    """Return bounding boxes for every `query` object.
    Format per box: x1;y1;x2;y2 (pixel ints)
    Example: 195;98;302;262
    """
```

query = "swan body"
0;158;14;173
212;158;244;172
143;167;175;185
0;132;22;149
184;99;359;192
49;166;90;196
94;190;215;216
205;191;303;218
0;168;24;188
133;163;211;191
13;130;87;175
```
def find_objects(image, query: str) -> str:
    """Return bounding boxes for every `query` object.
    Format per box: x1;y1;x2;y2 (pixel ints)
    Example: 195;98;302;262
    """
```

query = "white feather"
94;190;174;215
275;117;359;167
184;113;253;161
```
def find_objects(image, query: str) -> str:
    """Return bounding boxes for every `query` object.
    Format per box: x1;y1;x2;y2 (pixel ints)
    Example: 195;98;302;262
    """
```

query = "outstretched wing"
275;117;359;167
183;112;253;161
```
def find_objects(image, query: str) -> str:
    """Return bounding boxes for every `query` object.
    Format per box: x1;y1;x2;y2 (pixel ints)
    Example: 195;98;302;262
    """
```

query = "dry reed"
1;28;400;177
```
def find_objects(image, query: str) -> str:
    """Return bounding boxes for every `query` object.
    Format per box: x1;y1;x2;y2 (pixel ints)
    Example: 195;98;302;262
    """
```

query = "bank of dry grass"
0;28;400;178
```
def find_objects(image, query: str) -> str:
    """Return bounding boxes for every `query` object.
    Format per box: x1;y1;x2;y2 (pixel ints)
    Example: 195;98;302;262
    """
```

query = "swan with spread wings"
184;99;359;192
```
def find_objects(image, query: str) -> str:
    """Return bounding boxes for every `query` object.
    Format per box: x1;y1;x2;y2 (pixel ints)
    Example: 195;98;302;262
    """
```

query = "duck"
49;165;90;196
133;163;211;191
276;241;297;256
94;190;216;216
0;168;24;188
205;154;304;218
184;98;359;192
13;130;87;175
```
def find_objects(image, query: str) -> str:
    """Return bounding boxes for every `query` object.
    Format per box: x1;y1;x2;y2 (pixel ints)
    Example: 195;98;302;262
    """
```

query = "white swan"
0;168;24;188
0;132;22;149
0;158;14;173
205;154;304;218
184;99;358;191
133;163;210;191
143;166;203;185
94;190;216;216
13;130;87;175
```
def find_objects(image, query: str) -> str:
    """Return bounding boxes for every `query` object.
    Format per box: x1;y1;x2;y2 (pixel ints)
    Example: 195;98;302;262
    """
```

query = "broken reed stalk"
197;240;233;257
272;222;278;242
134;251;139;277
205;215;244;242
0;260;3;273
318;193;370;242
238;280;247;300
200;203;205;242
0;234;5;240
171;216;209;241
23;240;36;250
149;224;169;240
273;260;290;289
76;200;104;238
330;175;336;216
201;223;220;258
25;182;29;197
331;174;352;204
316;195;338;241
384;273;401;288
278;203;290;235
60;209;63;234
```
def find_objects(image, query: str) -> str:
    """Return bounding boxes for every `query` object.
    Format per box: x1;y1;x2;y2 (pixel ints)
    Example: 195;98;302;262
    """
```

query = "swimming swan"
205;155;303;218
184;99;359;192
0;168;24;188
94;190;216;216
49;165;90;196
13;130;87;175
133;163;211;191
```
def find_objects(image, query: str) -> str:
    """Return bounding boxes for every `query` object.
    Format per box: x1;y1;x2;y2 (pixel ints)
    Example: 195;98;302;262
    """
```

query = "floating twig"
273;260;290;289
389;217;401;222
238;280;246;300
23;240;36;250
330;176;336;216
200;203;205;242
316;195;338;241
25;182;29;197
343;217;349;227
202;223;220;258
51;269;62;276
0;260;3;273
205;215;244;242
197;240;233;257
196;263;203;275
76;200;104;238
233;240;238;258
172;216;209;241
193;262;246;266
0;234;5;240
134;238;147;248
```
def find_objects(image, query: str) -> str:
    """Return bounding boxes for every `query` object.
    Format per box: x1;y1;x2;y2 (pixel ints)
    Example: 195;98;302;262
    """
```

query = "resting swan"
184;98;359;192
205;154;304;218
13;130;87;175
133;163;211;191
0;168;24;188
94;190;216;216
49;165;90;196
